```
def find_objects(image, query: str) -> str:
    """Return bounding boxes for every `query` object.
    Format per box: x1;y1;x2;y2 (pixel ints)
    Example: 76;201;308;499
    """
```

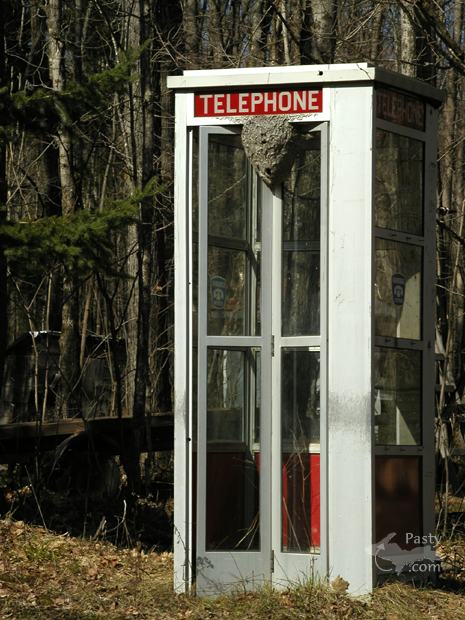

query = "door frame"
270;123;328;586
195;126;272;595
195;122;328;594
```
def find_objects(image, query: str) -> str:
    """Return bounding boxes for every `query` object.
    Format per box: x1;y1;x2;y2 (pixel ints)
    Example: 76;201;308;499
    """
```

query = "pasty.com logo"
368;532;440;574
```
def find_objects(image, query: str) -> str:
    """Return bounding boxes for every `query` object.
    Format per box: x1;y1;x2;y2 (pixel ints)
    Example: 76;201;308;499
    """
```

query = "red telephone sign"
194;89;323;117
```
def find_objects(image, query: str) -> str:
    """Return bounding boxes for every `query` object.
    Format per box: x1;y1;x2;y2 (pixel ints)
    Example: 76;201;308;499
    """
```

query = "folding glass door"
271;130;327;585
195;125;326;594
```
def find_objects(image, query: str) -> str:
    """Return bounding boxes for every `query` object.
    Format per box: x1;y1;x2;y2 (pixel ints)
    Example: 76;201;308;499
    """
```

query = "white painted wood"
173;93;191;592
167;68;375;90
184;63;371;76
186;111;330;127
167;65;443;105
327;85;375;595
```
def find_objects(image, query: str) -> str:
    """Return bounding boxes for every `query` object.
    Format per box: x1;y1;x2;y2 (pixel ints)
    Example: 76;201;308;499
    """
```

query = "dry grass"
1;519;465;619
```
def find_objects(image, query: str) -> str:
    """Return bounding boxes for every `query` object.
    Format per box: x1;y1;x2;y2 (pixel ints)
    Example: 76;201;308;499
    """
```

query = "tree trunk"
46;0;81;419
183;0;199;66
248;0;265;66
120;0;156;493
399;6;415;76
310;0;337;63
209;1;224;65
151;0;182;414
0;1;8;399
370;4;384;62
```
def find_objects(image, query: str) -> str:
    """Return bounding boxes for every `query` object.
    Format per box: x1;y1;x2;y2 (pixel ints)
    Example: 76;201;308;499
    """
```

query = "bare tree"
45;0;81;419
311;0;337;63
0;1;8;400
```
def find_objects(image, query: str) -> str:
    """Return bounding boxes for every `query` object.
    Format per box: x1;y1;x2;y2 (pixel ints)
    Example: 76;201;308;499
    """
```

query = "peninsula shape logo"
369;532;440;575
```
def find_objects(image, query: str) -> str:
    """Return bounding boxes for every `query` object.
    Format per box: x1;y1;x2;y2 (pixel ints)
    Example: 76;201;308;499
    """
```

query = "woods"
0;0;465;529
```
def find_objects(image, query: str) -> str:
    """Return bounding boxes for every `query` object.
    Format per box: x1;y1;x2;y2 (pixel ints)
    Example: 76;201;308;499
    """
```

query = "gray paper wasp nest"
241;116;316;188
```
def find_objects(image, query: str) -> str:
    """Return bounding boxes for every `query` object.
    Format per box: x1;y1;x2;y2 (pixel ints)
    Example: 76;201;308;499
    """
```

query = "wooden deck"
0;414;174;463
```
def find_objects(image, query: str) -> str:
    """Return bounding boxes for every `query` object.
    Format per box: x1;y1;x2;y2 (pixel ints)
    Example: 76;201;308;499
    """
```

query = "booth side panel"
327;85;374;595
423;104;438;550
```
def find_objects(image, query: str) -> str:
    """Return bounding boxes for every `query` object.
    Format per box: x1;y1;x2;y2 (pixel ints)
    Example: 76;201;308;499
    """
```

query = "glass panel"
375;239;422;340
375;456;422;552
282;251;319;336
208;134;247;240
207;133;260;337
281;140;320;336
207;349;244;442
254;351;261;445
255;181;262;336
282;141;320;242
206;349;260;551
208;247;246;336
192;129;199;235
374;348;421;445
375;130;424;236
281;350;320;553
255;248;261;336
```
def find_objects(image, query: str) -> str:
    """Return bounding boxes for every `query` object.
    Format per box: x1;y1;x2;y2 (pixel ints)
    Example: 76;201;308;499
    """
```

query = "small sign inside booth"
392;273;406;306
210;275;227;310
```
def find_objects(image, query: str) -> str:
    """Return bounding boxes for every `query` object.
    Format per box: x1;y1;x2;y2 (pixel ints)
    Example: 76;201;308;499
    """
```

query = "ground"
1;519;465;619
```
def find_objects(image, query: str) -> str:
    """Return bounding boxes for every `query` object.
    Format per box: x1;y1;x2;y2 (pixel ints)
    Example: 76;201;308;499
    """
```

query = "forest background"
0;0;465;537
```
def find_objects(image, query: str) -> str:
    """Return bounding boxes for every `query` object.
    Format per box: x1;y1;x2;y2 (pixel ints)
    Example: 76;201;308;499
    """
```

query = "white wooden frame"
326;84;375;594
173;92;192;592
195;126;271;595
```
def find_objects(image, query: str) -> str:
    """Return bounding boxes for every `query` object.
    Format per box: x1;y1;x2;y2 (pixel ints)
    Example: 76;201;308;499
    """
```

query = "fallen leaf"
330;575;349;594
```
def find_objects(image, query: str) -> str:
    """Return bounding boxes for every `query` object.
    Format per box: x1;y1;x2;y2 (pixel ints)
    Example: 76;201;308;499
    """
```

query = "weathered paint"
173;93;191;593
327;85;374;595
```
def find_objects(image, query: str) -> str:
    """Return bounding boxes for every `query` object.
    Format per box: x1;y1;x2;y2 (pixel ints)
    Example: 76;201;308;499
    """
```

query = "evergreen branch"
0;177;161;278
0;49;140;137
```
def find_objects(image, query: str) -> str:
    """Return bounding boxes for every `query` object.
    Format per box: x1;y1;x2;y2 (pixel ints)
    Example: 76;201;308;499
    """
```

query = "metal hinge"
271;549;275;573
271;335;275;357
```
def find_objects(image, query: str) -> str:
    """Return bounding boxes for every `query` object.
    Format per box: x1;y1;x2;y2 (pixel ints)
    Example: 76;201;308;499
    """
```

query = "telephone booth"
168;64;444;595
